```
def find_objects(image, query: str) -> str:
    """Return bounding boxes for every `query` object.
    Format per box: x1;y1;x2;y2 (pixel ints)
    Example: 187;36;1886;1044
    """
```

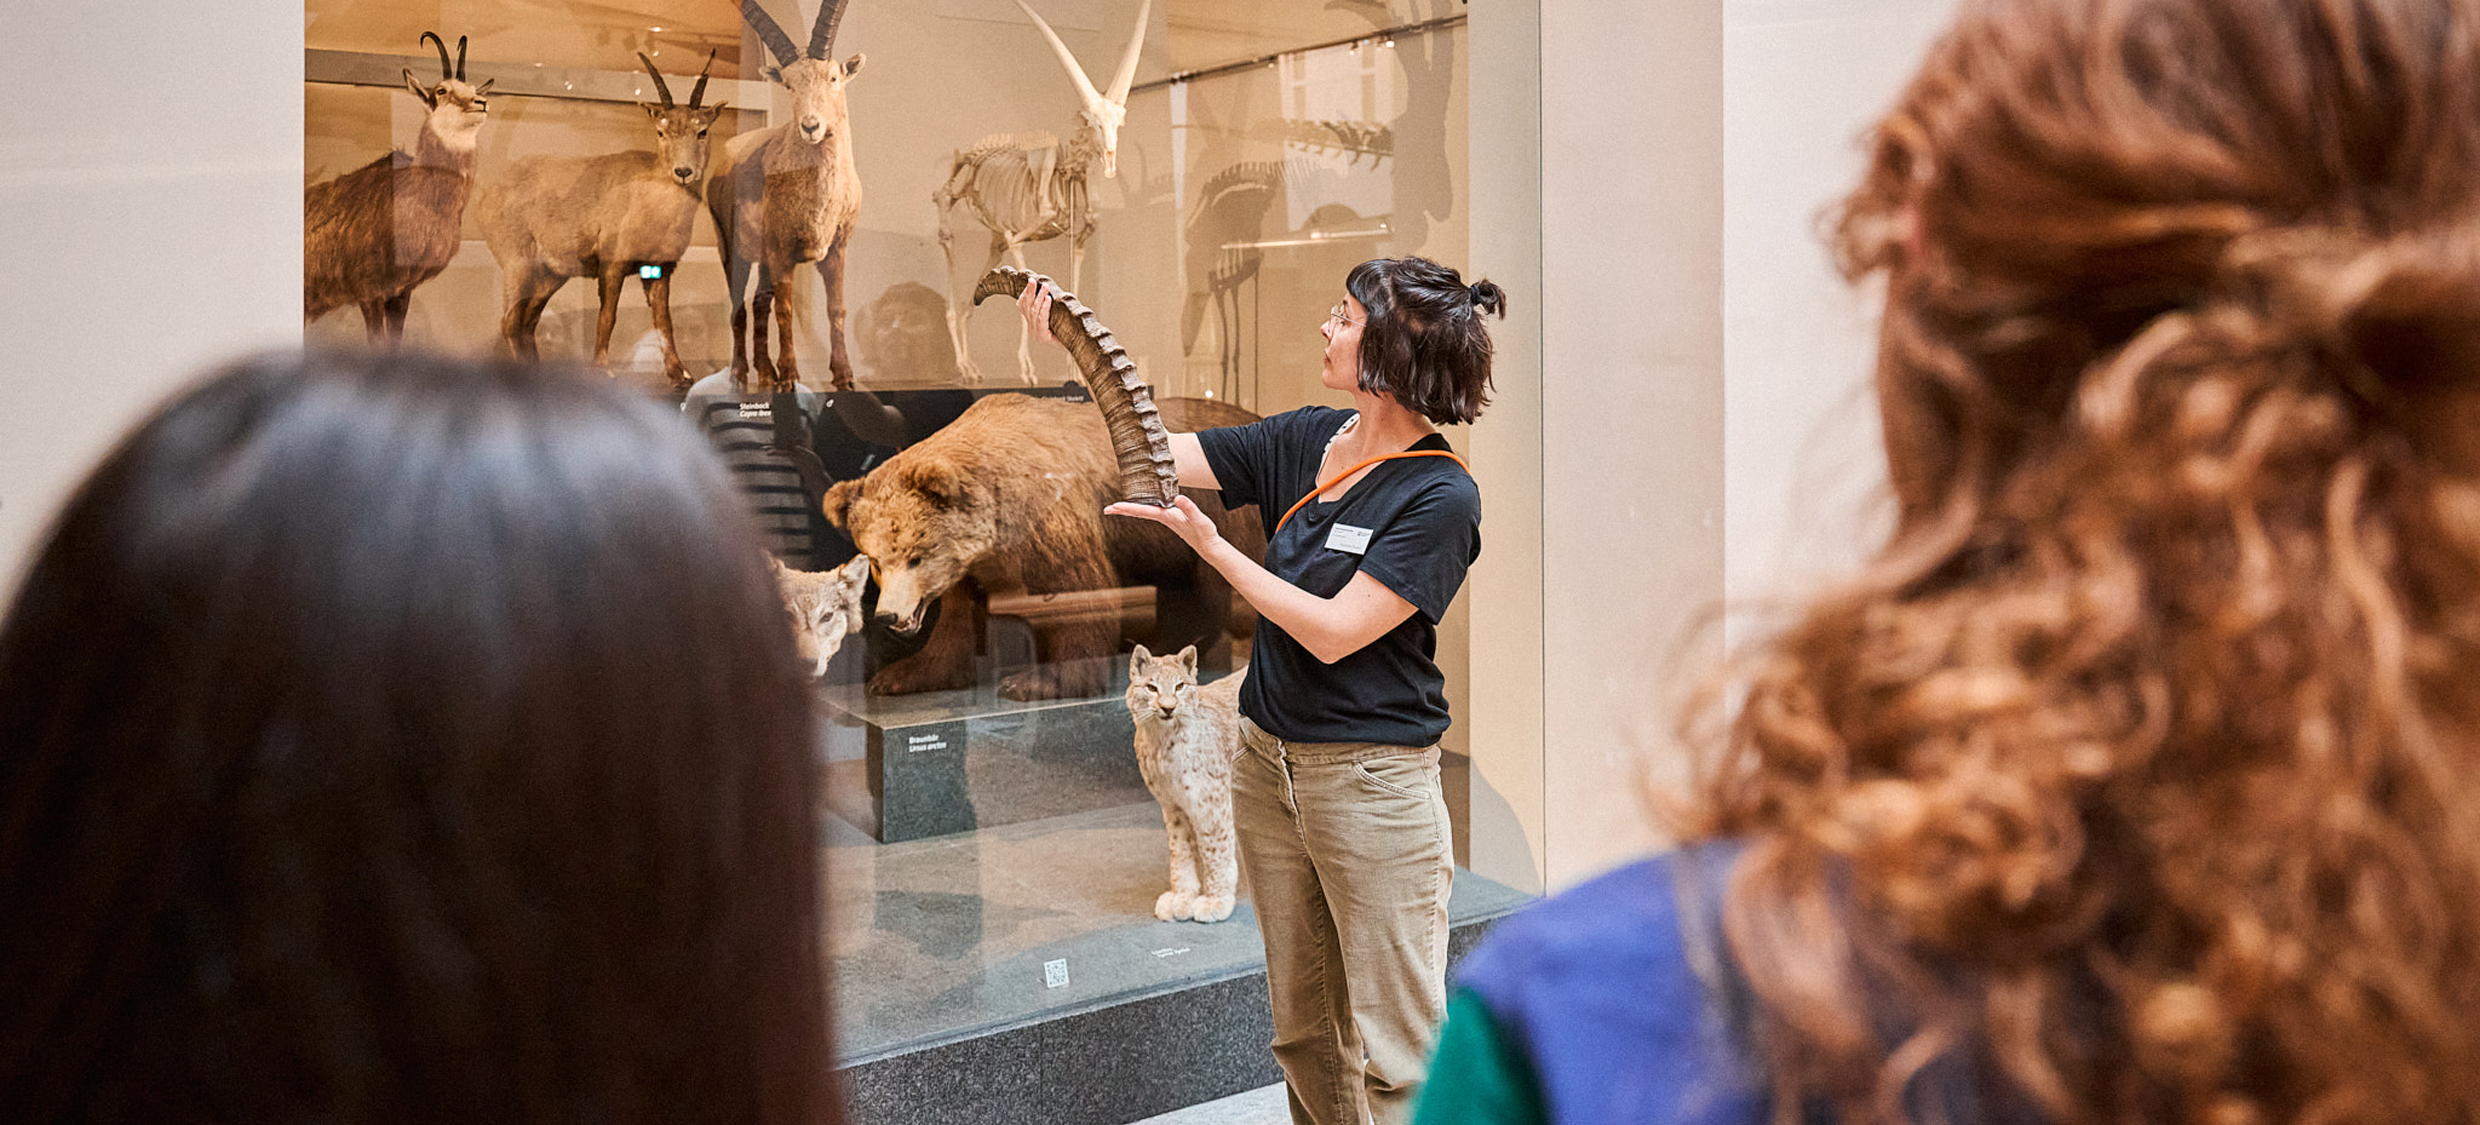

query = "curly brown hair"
1690;1;2480;1122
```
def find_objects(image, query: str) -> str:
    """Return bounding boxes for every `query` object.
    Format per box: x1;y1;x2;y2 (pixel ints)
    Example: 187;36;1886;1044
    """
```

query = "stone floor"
1131;1082;1289;1125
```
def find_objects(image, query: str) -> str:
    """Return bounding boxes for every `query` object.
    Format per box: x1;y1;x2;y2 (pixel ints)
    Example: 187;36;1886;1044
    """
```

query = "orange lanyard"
1272;450;1472;536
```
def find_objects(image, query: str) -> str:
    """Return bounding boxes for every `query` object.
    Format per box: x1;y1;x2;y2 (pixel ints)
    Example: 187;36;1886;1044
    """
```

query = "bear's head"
823;459;998;635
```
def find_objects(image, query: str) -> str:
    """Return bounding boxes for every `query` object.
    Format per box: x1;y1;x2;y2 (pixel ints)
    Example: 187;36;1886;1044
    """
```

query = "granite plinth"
817;659;1147;843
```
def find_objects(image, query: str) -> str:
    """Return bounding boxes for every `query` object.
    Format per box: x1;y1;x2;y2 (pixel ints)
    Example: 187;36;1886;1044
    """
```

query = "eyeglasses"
1326;303;1364;328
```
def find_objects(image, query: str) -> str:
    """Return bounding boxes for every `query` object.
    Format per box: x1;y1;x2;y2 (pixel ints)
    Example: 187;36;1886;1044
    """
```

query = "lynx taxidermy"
775;554;870;677
1127;645;1242;922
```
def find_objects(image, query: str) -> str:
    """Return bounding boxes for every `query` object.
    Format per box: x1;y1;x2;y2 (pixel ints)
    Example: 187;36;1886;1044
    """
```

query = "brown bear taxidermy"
823;394;1263;700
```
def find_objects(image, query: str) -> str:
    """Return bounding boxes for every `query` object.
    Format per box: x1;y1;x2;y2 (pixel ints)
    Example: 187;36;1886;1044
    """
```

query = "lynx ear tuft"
1129;644;1154;679
1177;644;1198;675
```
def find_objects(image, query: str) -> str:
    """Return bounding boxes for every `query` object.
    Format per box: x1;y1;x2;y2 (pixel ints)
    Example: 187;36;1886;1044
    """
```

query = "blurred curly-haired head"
1693;0;2480;1121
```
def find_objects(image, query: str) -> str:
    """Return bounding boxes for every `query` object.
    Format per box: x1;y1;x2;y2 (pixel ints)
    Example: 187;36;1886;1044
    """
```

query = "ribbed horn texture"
689;49;717;107
421;31;453;82
637;52;675;106
455;34;468;80
973;267;1178;506
808;0;846;59
741;0;800;66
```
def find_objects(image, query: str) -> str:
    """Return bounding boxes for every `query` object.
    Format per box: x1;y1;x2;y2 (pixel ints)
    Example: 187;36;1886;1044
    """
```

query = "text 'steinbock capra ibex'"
304;33;493;345
707;0;865;392
475;52;728;389
934;0;1150;385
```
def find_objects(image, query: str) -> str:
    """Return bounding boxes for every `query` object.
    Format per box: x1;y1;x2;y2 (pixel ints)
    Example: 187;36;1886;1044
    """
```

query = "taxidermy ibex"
304;33;493;344
935;0;1150;384
475;52;727;389
975;266;1177;506
708;0;865;392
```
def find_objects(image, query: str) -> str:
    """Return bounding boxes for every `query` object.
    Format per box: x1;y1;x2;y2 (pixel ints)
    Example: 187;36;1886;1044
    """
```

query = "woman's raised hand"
1015;273;1060;346
1106;494;1223;554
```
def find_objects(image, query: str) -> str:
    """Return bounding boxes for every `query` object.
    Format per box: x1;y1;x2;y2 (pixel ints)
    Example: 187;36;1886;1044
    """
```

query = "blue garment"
1441;844;2051;1125
1448;845;1769;1125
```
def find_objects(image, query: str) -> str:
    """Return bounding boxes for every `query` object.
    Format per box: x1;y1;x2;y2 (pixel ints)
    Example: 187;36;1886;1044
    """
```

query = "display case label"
1043;958;1069;989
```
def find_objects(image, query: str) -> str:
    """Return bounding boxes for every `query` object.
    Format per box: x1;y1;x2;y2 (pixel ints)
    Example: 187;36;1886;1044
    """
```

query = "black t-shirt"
1196;406;1481;746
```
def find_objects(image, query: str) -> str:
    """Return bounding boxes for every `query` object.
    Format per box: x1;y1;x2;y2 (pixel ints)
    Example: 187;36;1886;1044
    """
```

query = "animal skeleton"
1180;162;1285;400
1280;118;1394;166
707;0;866;392
476;52;726;388
303;33;493;345
934;0;1150;384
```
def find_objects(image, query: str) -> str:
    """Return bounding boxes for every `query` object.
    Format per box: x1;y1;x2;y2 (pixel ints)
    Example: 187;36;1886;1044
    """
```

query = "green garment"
1411;988;1549;1125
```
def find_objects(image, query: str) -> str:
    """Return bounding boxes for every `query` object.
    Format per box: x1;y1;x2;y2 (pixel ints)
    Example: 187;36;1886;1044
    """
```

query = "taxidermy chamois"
708;0;865;392
304;32;493;345
475;52;727;389
935;0;1149;384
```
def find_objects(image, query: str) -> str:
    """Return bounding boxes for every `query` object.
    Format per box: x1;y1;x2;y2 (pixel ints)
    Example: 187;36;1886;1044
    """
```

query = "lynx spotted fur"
774;555;869;678
1127;645;1243;922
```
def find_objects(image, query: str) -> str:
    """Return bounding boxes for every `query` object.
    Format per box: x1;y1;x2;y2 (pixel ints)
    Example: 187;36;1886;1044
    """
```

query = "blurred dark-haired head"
0;350;837;1124
1344;256;1505;425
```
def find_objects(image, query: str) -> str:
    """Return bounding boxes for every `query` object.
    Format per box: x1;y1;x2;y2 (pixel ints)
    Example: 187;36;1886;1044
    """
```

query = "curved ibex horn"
973;267;1178;506
456;34;468;81
808;0;847;60
741;0;799;67
637;52;675;107
421;31;454;82
689;49;718;107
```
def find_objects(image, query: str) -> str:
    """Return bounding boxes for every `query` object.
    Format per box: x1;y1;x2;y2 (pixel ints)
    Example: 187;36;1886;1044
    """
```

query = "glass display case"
305;0;1521;1082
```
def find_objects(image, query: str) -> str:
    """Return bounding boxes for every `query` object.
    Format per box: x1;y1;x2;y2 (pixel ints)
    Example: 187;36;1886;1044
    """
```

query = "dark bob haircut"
1345;256;1507;425
0;351;838;1125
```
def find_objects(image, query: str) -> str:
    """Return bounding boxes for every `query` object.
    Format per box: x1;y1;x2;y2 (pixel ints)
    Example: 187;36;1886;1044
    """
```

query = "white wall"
1508;0;1953;892
1531;0;1728;890
1721;0;1948;639
0;0;305;588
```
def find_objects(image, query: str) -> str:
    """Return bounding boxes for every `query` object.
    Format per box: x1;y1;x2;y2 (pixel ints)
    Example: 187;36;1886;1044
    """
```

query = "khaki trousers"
1234;717;1453;1125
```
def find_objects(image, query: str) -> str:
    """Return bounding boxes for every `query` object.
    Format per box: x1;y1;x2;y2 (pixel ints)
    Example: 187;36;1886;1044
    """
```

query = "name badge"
1325;524;1374;555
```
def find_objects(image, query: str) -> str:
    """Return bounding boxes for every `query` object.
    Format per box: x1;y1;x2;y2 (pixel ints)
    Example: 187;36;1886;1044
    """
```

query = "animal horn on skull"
740;0;801;66
972;267;1179;507
1012;0;1104;107
1105;0;1151;105
420;31;454;83
689;49;717;108
808;0;848;59
637;53;675;107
